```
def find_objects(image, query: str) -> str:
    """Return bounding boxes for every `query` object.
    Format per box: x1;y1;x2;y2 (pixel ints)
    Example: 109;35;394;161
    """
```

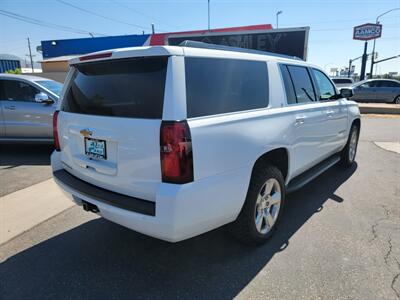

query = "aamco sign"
353;23;382;41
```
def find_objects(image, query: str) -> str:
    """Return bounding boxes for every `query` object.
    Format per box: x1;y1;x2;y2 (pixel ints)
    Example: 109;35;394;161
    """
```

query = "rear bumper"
51;151;251;242
53;169;155;216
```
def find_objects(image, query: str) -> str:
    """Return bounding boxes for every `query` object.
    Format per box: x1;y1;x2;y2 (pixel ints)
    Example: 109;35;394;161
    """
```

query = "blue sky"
0;0;399;74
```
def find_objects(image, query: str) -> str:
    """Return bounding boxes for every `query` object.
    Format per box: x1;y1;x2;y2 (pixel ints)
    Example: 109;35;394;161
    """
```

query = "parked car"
331;77;354;89
0;74;63;142
350;79;400;104
52;42;360;245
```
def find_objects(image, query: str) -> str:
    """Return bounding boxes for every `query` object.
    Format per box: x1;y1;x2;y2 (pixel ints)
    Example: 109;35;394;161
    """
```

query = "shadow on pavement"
0;163;357;299
0;144;53;167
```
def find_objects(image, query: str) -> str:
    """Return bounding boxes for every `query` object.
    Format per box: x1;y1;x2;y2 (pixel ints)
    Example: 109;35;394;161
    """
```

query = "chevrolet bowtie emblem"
80;129;92;137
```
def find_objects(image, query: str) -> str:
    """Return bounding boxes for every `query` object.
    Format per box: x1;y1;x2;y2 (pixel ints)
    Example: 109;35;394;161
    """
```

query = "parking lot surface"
0;144;53;197
0;116;399;299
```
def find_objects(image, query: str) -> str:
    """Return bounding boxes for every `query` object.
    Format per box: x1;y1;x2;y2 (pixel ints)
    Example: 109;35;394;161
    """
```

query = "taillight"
53;110;60;151
160;121;194;184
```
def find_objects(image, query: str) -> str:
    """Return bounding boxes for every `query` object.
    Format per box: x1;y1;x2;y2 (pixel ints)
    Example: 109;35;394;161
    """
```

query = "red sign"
353;23;382;41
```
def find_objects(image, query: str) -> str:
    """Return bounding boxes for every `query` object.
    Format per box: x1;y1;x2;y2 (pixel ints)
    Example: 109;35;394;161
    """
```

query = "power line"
55;0;152;31
0;9;107;36
108;0;174;31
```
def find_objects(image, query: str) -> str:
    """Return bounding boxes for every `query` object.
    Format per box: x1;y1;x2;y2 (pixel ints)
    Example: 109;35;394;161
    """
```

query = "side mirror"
35;93;54;104
340;88;353;99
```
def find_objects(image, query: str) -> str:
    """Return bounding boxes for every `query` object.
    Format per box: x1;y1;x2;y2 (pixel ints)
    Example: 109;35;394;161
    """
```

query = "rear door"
58;56;169;201
280;64;327;176
311;68;348;154
375;80;400;102
1;79;55;138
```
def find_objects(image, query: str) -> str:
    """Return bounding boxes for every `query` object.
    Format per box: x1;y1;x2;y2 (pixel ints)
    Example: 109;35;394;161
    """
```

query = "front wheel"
394;95;400;104
341;124;359;167
230;165;285;245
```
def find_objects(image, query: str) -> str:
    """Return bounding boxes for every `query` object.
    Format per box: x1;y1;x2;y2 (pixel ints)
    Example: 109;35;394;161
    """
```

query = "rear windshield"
332;78;352;84
62;57;168;119
185;57;269;118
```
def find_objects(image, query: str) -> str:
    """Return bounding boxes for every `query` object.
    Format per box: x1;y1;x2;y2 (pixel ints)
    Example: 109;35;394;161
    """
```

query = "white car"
51;42;360;245
331;77;355;89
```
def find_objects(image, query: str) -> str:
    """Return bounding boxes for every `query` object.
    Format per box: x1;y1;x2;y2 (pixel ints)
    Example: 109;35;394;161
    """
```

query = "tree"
5;68;22;74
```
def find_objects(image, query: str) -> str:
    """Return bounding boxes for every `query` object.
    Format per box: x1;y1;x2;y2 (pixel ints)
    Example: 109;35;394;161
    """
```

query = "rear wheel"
231;165;285;245
394;95;400;104
341;124;359;167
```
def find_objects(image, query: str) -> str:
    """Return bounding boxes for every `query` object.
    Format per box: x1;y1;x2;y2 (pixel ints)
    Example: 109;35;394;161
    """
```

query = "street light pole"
276;11;282;29
208;0;210;30
369;8;400;78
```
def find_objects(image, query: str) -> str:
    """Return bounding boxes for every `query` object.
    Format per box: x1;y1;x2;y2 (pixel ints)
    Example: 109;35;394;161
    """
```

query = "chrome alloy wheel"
254;178;281;235
349;129;358;162
395;96;400;104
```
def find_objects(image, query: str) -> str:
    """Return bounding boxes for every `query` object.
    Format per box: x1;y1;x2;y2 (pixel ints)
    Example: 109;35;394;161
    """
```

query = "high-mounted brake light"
79;52;112;61
160;121;194;184
53;110;61;151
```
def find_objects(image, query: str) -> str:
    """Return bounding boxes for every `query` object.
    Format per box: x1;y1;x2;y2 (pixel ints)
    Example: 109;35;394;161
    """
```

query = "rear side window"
185;57;269;118
279;65;296;104
62;57;168;119
377;80;400;87
286;65;316;103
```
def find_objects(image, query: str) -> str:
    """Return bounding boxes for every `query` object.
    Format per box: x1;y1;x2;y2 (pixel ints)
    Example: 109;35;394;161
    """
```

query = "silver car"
350;79;400;104
0;74;62;142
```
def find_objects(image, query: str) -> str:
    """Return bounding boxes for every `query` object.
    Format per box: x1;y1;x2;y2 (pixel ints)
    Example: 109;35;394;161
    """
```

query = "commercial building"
0;54;22;73
39;24;274;73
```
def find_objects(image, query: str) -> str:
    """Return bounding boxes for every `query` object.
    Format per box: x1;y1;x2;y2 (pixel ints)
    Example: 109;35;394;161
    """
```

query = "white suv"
51;42;360;245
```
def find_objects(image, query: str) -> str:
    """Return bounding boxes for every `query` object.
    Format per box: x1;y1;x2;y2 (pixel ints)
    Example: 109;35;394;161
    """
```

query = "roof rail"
179;40;303;61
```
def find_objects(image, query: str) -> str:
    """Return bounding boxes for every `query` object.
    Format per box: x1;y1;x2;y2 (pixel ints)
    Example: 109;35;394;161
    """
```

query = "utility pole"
27;37;34;73
207;0;210;30
151;23;155;34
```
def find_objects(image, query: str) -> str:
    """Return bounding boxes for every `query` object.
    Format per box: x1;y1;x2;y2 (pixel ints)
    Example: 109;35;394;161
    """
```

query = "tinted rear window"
332;78;352;84
185;57;269;118
62;57;168;119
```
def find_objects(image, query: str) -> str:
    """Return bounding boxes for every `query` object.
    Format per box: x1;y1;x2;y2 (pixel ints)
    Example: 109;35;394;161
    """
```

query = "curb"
358;103;400;115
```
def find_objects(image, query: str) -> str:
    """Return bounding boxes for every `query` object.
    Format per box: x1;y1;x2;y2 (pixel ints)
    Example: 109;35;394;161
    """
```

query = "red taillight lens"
160;121;194;184
53;110;60;151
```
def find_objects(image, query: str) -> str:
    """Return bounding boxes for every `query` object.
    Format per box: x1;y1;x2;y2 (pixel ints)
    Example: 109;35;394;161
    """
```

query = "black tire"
230;165;285;246
394;95;400;105
341;124;359;167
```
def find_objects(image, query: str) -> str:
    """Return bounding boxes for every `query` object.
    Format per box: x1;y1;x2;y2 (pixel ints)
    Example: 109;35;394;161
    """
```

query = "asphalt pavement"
0;144;53;197
0;116;399;299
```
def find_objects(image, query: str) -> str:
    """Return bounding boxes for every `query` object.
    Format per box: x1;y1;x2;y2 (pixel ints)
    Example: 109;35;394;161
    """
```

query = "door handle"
4;105;16;110
295;116;306;125
326;110;335;117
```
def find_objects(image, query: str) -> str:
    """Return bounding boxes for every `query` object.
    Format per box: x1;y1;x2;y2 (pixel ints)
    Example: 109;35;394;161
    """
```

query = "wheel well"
352;118;361;131
252;148;289;182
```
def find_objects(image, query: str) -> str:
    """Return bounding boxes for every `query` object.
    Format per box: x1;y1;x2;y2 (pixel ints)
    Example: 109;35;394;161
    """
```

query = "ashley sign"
353;23;382;41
